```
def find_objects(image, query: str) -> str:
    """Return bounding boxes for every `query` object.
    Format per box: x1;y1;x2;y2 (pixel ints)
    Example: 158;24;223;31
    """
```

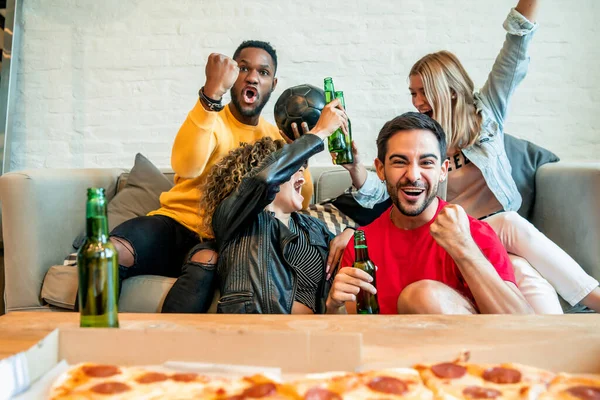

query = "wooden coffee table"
1;312;599;372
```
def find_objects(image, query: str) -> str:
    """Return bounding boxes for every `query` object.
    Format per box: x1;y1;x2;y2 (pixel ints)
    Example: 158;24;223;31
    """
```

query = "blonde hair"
199;137;285;237
409;50;482;151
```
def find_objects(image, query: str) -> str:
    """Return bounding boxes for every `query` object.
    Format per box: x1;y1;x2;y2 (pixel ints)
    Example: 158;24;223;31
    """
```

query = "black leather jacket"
212;134;334;314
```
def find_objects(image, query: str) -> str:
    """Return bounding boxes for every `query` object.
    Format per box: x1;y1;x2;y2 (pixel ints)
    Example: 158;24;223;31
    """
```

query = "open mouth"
420;109;433;118
293;178;304;196
243;86;258;104
293;180;304;194
400;187;425;201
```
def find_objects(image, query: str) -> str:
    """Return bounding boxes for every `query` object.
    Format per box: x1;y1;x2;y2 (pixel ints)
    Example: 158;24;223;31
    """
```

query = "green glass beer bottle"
353;230;379;314
323;77;347;153
77;188;119;328
334;91;354;165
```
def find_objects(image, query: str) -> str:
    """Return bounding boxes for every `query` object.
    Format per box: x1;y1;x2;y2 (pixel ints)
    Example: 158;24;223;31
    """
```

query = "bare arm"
430;204;533;315
515;0;538;23
337;141;368;189
449;243;532;314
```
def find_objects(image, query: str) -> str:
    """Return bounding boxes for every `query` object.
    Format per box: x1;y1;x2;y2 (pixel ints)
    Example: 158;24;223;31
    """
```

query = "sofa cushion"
72;153;174;249
41;265;78;309
119;275;176;313
41;264;221;313
504;134;559;220
41;263;176;313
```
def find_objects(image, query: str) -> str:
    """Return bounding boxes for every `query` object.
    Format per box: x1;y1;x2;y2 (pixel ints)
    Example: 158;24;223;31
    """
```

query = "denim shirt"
353;8;538;212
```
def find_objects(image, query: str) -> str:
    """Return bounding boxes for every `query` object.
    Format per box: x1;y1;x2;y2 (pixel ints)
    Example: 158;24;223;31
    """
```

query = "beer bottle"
77;188;119;328
334;91;354;165
353;230;379;314
323;77;347;153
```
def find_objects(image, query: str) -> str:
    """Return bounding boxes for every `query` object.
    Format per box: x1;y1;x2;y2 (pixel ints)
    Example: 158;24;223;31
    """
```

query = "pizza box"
0;327;363;399
2;315;600;399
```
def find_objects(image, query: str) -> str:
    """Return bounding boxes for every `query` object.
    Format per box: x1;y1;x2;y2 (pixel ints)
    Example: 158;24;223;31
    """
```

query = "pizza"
47;361;600;399
49;364;434;399
538;373;600;400
288;368;434;399
414;361;555;400
48;363;287;399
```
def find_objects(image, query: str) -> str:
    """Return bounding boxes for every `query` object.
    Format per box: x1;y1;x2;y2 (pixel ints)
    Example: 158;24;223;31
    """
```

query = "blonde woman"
344;0;600;313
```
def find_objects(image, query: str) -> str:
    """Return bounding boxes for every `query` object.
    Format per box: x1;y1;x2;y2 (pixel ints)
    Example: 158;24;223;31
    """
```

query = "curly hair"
199;137;285;237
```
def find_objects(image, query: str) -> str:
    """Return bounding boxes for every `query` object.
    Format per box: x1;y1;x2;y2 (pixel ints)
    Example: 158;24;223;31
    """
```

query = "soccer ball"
274;84;326;141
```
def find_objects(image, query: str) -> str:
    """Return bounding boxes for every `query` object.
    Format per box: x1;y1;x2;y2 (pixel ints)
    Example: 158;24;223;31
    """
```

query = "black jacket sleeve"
212;134;325;246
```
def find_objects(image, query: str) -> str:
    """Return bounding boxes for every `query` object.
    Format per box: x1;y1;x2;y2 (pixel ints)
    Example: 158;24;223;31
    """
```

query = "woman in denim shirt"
344;0;600;313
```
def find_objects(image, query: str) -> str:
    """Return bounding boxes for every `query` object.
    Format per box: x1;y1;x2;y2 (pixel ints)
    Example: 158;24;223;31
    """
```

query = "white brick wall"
9;0;600;171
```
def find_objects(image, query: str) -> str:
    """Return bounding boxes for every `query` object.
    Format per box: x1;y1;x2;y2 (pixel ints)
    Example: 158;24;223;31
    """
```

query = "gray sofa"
1;163;599;313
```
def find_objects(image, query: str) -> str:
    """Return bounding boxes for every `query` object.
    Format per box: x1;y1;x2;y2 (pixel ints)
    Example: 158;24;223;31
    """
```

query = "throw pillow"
297;203;356;236
504;134;560;220
72;153;173;250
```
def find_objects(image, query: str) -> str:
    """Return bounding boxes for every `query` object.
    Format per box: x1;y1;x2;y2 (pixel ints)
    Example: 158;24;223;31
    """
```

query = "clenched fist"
203;53;240;101
429;204;475;255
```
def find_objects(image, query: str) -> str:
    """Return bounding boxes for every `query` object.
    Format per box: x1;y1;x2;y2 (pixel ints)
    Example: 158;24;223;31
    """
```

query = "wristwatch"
199;87;224;112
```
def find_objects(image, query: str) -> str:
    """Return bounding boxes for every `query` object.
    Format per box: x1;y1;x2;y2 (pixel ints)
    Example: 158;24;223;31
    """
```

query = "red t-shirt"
340;198;516;314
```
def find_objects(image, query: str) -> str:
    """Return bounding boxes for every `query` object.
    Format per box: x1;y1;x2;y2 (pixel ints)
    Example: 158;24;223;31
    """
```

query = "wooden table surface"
1;312;599;372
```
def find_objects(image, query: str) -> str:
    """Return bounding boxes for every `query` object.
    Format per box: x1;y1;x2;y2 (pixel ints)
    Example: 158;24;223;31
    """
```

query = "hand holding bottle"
308;99;349;141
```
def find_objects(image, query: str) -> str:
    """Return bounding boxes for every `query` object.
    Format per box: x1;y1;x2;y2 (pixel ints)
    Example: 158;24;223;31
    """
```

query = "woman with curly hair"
202;100;348;314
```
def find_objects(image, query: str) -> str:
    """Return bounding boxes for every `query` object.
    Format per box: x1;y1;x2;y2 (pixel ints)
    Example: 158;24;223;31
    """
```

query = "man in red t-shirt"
325;113;532;315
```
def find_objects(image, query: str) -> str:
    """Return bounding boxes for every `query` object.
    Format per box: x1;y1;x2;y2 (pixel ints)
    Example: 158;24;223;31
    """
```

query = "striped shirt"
286;218;324;313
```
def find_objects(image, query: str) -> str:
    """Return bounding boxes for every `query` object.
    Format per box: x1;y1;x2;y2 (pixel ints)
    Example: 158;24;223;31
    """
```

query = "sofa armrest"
0;168;126;311
531;162;600;281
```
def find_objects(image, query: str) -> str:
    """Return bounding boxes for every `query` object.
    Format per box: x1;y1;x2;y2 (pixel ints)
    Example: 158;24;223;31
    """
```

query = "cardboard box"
3;316;600;399
1;327;362;399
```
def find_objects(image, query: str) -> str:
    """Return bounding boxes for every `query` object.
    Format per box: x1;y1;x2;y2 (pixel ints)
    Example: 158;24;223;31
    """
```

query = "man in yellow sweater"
109;40;314;313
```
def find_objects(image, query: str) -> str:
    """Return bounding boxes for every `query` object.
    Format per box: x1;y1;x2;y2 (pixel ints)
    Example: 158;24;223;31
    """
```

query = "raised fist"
203;53;239;101
430;204;473;254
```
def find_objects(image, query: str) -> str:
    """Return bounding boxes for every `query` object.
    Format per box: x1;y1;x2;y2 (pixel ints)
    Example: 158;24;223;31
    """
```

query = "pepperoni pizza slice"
538;373;600;400
289;368;434;399
415;361;555;400
211;373;298;399
48;363;229;399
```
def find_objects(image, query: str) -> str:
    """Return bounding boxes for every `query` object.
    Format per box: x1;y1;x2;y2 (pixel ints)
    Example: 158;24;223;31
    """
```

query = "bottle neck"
86;198;109;241
324;80;335;103
355;244;369;262
324;90;335;103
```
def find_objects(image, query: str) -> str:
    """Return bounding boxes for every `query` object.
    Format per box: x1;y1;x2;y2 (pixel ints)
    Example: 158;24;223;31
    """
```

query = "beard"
386;177;438;217
230;87;272;118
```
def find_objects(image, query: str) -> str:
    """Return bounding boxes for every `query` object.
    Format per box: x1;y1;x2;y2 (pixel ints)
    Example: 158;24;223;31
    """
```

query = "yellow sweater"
149;101;314;238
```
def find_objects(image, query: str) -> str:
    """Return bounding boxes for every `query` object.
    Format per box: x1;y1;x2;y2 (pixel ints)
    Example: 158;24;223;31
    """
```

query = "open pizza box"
1;326;363;399
3;320;600;399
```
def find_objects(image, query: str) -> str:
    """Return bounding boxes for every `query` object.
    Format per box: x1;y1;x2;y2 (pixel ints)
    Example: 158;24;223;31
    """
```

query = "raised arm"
213;100;349;245
337;141;391;209
213;134;324;245
351;170;390;209
171;54;240;178
478;4;538;132
515;0;539;22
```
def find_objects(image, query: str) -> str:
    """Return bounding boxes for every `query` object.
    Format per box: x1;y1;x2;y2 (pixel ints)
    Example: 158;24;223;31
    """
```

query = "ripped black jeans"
110;215;217;313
